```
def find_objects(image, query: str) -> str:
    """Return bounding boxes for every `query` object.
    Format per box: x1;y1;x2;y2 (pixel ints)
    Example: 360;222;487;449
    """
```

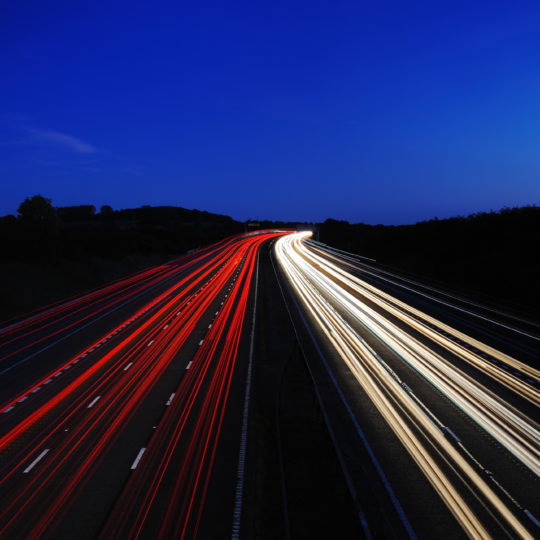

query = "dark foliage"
1;197;538;318
319;206;540;314
0;197;244;320
0;197;243;264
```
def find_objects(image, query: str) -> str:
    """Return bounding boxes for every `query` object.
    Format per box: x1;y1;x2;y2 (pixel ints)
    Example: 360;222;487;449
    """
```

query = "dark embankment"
319;206;540;317
0;197;243;322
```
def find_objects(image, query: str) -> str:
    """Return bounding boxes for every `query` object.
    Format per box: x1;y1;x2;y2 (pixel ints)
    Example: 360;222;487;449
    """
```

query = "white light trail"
276;232;538;539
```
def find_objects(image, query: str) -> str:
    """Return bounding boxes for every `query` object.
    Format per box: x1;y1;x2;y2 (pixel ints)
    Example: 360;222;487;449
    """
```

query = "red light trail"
0;231;287;538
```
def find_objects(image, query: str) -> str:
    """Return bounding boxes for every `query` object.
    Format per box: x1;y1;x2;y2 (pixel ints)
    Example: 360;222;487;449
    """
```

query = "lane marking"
199;340;204;346
186;361;192;370
232;250;259;540
123;362;133;371
3;406;14;413
0;281;171;377
163;324;169;330
274;251;416;540
24;449;50;473
131;448;146;469
31;387;41;393
17;396;27;403
322;244;540;341
272;240;408;539
166;393;175;405
43;379;52;385
524;510;540;528
87;396;101;408
147;340;154;347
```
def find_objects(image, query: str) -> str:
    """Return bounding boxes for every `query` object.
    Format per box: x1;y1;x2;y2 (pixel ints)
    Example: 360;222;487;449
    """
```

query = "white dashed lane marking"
131;448;146;470
23;449;50;474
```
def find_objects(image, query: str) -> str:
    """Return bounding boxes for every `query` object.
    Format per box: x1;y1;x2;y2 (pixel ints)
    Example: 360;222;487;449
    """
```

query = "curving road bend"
275;232;539;540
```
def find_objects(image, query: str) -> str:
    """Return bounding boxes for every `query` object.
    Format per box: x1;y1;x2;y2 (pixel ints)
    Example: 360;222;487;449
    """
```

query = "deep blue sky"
1;1;539;224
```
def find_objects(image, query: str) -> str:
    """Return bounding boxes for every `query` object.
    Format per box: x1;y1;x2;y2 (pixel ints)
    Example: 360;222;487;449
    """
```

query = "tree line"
1;196;538;318
319;205;540;314
0;195;243;263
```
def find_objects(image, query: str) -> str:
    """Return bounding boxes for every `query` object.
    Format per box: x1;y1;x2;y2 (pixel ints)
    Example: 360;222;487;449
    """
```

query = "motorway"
274;232;539;540
1;229;538;539
0;231;286;539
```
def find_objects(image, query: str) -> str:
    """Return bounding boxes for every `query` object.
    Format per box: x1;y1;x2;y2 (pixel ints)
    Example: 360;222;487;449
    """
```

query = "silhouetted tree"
100;205;114;218
17;195;55;225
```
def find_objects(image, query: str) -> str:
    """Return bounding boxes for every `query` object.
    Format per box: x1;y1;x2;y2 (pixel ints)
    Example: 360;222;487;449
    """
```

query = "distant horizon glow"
1;2;539;225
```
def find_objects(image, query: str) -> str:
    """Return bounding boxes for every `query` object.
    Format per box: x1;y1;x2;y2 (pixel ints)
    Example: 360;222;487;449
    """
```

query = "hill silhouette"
0;197;243;320
1;197;538;321
319;205;540;316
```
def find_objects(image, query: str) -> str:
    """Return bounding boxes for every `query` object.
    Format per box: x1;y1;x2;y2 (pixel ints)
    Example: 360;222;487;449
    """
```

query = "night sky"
2;1;539;224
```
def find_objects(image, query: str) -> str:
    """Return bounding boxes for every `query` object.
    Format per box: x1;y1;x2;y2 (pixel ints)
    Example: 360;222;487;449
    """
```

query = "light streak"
276;232;538;539
101;232;286;539
0;231;287;539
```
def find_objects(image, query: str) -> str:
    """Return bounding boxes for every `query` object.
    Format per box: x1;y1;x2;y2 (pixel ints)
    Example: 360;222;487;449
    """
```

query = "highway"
1;228;537;539
274;232;539;539
0;230;286;539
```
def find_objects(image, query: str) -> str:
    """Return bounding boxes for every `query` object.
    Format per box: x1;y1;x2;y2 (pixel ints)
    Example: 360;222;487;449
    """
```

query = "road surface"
274;232;539;539
0;231;286;539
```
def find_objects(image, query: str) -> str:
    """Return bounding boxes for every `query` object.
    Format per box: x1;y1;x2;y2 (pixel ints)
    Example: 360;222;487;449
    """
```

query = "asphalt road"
274;233;539;539
0;231;285;539
1;230;537;539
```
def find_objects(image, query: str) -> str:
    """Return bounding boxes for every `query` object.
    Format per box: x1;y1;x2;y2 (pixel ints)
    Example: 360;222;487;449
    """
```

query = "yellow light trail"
276;232;538;540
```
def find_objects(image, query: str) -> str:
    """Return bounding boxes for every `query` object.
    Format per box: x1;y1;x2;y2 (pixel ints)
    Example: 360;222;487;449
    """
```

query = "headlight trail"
275;232;539;539
305;239;540;401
